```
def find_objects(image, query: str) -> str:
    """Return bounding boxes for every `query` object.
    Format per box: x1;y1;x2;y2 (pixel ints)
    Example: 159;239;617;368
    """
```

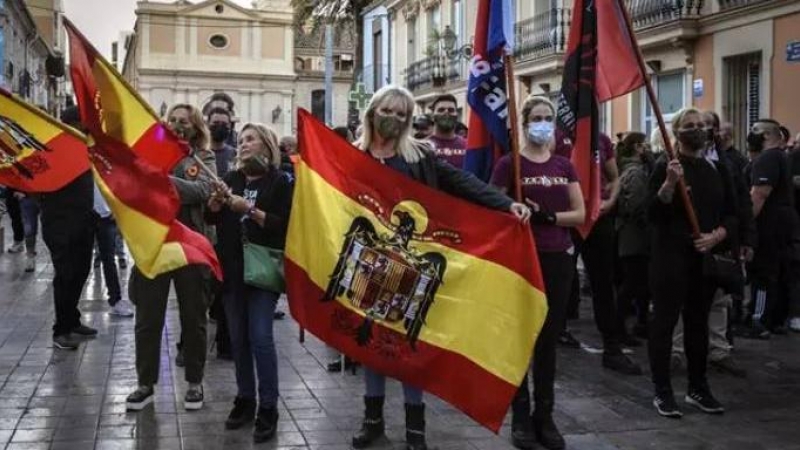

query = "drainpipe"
0;0;6;89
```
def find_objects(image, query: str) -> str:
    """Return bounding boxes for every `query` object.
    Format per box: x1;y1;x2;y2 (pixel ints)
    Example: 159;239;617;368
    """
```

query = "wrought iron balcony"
514;7;571;63
717;0;771;10
626;0;705;29
405;56;465;92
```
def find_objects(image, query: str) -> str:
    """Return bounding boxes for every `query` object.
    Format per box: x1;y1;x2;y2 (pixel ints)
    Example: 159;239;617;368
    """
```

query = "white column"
189;18;198;60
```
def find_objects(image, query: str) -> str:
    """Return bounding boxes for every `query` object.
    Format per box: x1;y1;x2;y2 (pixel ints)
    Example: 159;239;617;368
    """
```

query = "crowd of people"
1;86;799;450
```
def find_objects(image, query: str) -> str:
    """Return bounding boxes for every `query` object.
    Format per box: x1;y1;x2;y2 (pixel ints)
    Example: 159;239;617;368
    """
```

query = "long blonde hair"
238;122;281;169
166;103;210;151
355;85;425;163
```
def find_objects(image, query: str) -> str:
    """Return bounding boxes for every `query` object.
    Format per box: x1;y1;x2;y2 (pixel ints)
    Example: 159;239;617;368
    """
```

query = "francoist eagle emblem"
322;197;460;351
0;115;50;179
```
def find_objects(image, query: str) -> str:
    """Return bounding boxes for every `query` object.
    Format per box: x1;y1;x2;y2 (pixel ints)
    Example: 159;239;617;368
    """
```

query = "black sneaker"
126;386;155;411
253;407;279;443
709;356;747;378
653;393;682;418
71;325;98;337
184;384;204;410
685;388;725;414
557;330;581;348
53;334;80;350
602;350;643;375
532;414;565;450
225;396;256;430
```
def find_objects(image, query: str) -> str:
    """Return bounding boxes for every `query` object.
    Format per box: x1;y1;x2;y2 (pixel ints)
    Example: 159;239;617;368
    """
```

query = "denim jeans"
224;285;279;408
94;216;122;305
20;197;40;255
363;367;423;405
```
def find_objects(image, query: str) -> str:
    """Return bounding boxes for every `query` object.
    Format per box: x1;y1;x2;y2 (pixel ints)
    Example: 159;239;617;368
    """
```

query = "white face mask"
527;121;554;145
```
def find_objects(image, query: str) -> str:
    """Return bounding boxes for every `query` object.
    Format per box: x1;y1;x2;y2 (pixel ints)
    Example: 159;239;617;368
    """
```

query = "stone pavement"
1;232;800;450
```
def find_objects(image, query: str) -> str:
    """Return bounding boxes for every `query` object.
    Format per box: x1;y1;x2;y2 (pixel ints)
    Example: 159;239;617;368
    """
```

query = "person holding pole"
491;95;585;450
646;107;737;418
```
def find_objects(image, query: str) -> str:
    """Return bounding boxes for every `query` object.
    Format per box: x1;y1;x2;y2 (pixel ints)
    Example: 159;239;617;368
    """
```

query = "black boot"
253;407;278;443
511;378;536;449
352;396;385;448
225;396;256;430
532;403;565;450
405;403;428;450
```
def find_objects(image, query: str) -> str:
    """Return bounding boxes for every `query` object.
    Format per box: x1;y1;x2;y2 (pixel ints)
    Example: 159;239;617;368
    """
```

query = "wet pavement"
1;228;799;450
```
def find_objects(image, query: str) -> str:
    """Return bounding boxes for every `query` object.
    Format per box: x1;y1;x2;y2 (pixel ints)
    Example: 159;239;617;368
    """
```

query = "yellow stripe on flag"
286;161;547;385
0;95;79;144
93;61;155;147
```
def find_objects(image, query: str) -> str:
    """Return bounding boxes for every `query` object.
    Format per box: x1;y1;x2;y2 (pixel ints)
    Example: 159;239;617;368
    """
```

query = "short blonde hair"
520;95;556;127
355;85;425;163
166;103;210;151
649;127;674;154
239;122;281;169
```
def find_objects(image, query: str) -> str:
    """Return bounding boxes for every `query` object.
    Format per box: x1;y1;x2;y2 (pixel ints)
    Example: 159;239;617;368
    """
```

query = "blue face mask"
527;121;554;145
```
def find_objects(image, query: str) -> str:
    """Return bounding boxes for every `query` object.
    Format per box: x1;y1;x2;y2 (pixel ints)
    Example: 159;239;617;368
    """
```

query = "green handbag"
242;240;285;293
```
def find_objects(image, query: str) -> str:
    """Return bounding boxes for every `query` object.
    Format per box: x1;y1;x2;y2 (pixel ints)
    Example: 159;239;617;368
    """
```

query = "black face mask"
209;124;231;143
747;132;765;153
678;129;708;151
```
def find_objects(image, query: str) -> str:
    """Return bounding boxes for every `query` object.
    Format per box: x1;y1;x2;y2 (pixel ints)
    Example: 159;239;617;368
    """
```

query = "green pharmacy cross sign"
349;83;373;112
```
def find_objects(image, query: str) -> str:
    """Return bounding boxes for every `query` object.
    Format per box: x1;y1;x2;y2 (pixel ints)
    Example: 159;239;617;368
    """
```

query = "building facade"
122;0;355;137
0;0;61;110
372;0;799;150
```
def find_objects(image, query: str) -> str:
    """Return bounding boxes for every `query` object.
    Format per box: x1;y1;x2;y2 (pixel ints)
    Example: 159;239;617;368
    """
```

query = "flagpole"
504;54;523;203
614;0;701;238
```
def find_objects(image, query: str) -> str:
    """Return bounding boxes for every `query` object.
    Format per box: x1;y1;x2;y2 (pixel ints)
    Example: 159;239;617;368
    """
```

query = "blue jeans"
224;285;279;408
95;216;122;305
20;197;40;254
364;367;423;405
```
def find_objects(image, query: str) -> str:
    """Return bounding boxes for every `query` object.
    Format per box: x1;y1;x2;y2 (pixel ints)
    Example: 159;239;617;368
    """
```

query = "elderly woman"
491;95;584;450
126;104;217;412
206;123;293;443
350;85;531;450
647;107;737;418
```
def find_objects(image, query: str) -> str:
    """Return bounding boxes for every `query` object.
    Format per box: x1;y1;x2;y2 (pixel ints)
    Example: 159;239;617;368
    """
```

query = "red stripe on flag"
0;132;89;193
166;222;223;281
132;123;189;171
286;259;517;432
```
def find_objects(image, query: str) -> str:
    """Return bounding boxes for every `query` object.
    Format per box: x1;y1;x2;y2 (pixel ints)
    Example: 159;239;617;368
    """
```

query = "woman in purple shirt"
491;95;584;450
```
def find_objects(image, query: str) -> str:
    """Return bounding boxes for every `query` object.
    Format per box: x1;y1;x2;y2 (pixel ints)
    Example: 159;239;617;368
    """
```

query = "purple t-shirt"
428;135;467;168
553;130;614;200
490;153;578;252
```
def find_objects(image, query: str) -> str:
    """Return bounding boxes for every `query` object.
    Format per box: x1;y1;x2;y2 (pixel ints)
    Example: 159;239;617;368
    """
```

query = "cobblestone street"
1;234;799;450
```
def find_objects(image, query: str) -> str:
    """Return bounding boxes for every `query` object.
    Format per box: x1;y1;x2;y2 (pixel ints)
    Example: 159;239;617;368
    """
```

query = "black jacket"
206;169;294;290
407;147;513;212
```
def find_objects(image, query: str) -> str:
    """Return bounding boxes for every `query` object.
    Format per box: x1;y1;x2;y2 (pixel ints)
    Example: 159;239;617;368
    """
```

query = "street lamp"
440;26;473;61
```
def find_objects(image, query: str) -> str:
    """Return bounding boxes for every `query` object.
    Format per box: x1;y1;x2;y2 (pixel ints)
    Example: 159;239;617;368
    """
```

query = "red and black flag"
557;0;644;236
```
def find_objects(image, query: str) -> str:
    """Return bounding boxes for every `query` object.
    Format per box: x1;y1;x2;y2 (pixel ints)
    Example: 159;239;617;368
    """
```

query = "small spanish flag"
66;19;221;281
0;88;89;192
286;110;548;432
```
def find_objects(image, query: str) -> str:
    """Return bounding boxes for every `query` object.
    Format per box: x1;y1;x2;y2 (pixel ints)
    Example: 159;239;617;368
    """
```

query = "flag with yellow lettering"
286;110;547;432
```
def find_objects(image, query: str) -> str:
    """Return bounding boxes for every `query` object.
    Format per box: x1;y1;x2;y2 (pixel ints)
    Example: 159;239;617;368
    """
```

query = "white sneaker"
789;317;800;333
110;300;135;317
24;256;35;273
8;241;24;253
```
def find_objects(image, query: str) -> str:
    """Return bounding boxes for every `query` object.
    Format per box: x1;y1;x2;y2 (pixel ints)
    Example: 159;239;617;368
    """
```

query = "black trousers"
42;219;94;337
648;249;716;393
4;192;24;243
512;251;574;421
617;255;651;331
568;214;621;349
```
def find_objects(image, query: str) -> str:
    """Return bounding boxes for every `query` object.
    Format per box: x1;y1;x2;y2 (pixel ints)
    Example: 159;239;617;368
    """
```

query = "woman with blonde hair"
205;122;292;443
491;95;584;450
646;107;737;418
126;103;217;412
350;85;531;450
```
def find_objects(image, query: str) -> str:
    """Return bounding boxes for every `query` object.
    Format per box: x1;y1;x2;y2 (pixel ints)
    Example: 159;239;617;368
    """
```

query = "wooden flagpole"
614;0;701;238
504;54;523;203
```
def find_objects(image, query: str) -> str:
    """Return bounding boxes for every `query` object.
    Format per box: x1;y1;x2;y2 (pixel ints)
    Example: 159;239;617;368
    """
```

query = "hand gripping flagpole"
504;54;523;203
614;0;701;238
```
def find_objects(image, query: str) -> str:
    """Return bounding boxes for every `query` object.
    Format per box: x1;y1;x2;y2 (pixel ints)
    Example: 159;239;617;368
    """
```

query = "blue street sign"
787;41;800;63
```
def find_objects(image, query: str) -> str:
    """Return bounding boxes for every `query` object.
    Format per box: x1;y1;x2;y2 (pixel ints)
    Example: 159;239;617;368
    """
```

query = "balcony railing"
515;7;571;63
718;0;771;10
626;0;705;29
405;56;465;92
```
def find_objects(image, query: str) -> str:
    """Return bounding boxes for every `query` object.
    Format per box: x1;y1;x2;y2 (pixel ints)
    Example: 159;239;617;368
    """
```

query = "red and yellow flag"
0;89;89;192
287;110;547;432
66;19;221;281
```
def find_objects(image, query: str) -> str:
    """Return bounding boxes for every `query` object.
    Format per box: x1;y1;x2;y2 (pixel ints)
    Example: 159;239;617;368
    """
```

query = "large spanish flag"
66;19;221;281
287;110;547;432
0;88;89;192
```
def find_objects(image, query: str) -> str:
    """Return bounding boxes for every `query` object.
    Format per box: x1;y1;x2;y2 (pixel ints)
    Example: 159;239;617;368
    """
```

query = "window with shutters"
722;52;761;152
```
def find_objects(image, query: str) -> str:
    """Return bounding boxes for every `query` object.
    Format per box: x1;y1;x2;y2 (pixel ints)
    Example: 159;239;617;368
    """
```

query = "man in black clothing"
747;118;797;337
788;135;800;332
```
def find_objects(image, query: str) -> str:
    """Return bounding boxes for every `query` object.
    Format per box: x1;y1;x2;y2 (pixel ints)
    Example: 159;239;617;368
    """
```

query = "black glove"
531;210;557;225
